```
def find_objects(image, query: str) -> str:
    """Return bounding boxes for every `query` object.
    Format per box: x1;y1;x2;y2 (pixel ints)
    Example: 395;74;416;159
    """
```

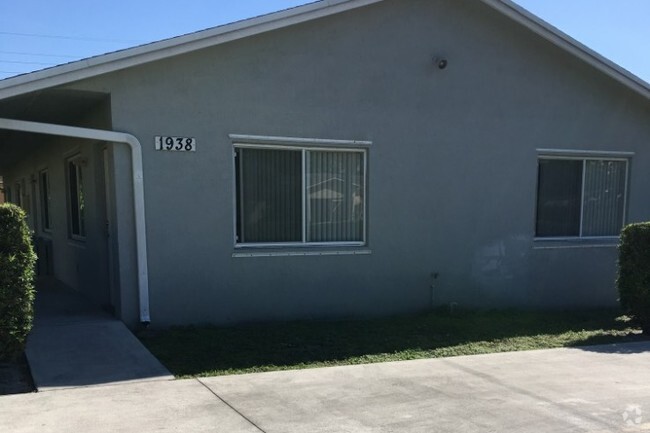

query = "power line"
0;60;57;66
0;50;81;59
0;31;142;44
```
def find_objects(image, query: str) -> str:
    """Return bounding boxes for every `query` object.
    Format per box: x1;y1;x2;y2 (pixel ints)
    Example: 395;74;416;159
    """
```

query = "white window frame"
14;180;23;208
231;135;370;249
535;153;629;240
66;155;86;240
39;169;52;233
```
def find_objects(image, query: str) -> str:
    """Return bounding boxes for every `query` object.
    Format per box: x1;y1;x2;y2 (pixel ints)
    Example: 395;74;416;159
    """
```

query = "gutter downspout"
0;118;150;324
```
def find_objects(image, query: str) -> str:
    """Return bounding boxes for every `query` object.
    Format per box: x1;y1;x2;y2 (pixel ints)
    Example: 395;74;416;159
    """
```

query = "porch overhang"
0;117;151;324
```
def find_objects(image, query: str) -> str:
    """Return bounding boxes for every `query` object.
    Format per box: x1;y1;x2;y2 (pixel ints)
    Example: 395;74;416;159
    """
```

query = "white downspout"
0;118;151;324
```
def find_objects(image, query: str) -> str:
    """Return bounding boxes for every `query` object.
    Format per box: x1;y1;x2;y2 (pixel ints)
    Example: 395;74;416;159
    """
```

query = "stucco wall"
66;0;650;326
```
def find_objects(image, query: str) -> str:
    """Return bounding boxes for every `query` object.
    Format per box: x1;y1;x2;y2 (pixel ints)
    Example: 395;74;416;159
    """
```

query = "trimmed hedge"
617;222;650;334
0;203;36;361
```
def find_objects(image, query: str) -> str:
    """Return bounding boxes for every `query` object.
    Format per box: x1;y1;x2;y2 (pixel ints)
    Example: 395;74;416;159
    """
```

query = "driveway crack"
196;378;267;433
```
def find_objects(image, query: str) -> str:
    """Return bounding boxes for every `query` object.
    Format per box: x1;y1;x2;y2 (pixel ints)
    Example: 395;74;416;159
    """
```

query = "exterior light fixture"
434;56;448;70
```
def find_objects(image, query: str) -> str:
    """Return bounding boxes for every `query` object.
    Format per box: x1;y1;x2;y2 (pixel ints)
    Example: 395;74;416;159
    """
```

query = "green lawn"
138;309;645;378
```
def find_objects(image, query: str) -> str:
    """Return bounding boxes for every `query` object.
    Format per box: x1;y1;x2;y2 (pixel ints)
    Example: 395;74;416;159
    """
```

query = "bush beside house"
617;223;650;335
0;203;36;361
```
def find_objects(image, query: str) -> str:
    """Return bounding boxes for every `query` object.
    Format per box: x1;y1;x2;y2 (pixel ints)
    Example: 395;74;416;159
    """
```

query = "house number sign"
155;136;197;152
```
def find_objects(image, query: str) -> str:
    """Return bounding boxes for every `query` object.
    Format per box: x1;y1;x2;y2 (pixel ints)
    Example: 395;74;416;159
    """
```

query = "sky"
0;0;649;83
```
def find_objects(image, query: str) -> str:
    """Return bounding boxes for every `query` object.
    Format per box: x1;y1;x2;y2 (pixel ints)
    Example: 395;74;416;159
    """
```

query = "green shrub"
0;203;37;360
617;222;650;334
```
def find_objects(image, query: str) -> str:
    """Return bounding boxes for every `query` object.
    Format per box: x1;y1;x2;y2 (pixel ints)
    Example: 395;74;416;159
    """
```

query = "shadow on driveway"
575;340;650;354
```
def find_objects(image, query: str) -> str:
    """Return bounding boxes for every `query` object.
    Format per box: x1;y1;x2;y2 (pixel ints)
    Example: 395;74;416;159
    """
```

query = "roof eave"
481;0;650;100
0;0;383;101
1;0;649;102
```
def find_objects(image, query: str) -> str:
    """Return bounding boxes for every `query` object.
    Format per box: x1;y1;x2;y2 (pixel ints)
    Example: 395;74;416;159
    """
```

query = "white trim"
232;149;240;246
301;149;307;244
538;155;630;163
38;168;53;233
62;145;83;160
0;0;384;101
579;159;586;237
66;239;88;250
236;241;366;249
230;134;372;148
0;117;151;324
536;155;629;240
537;148;635;158
38;231;53;240
15;179;24;209
233;140;368;247
362;150;368;245
480;0;650;99
532;243;617;250
233;248;372;258
234;143;368;153
0;0;647;103
534;236;620;242
623;160;630;230
69;234;87;243
66;155;87;240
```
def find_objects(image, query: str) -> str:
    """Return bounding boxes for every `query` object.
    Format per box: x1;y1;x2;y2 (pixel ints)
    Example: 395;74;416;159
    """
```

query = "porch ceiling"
0;89;109;172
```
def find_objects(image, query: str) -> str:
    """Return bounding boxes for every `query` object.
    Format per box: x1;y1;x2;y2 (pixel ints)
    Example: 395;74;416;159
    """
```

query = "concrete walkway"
25;279;172;391
3;341;650;432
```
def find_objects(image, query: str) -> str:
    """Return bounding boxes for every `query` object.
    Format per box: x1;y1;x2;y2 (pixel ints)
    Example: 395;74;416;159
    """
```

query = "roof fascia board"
0;0;383;101
2;0;649;102
481;0;650;99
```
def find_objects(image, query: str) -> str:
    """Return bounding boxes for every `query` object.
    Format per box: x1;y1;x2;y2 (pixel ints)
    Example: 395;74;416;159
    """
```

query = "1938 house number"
155;136;197;152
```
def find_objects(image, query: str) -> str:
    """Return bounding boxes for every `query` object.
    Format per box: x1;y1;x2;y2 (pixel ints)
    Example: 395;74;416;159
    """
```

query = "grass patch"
139;309;646;378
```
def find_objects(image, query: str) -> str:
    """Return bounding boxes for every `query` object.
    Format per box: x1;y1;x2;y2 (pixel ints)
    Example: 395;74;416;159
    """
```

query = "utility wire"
0;60;58;66
0;50;82;59
0;31;143;44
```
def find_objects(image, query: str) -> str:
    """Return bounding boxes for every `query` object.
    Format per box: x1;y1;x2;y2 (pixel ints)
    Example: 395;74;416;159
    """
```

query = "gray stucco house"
1;0;649;328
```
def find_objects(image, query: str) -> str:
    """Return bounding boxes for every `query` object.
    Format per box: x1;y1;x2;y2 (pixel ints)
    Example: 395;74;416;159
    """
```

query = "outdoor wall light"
434;56;448;70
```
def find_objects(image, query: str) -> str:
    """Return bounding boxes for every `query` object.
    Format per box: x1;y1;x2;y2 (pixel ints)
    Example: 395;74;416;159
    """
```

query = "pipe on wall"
0;117;151;324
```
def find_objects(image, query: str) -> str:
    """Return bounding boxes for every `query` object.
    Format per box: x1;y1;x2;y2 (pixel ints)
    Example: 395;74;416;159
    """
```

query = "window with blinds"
535;157;628;238
235;145;366;246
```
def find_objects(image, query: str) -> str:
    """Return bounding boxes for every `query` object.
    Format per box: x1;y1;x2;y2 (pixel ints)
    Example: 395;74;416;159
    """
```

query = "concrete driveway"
2;342;650;432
